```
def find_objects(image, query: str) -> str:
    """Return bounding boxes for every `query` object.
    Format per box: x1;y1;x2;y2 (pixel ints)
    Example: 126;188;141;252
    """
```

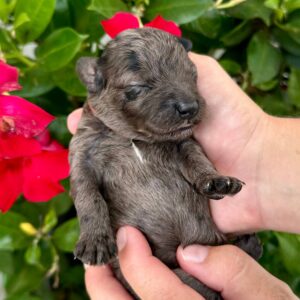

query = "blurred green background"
0;0;300;299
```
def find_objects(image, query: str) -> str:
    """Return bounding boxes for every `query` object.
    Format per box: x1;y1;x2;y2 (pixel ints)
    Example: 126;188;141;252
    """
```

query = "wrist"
258;116;300;233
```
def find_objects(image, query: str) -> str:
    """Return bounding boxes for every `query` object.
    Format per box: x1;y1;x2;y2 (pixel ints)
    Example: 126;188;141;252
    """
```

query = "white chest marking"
131;141;144;163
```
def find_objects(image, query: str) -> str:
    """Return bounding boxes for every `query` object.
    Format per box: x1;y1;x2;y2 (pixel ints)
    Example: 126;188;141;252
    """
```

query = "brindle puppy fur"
70;28;262;299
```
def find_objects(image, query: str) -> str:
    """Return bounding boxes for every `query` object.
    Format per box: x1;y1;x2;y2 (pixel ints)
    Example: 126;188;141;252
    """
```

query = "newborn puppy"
70;28;262;299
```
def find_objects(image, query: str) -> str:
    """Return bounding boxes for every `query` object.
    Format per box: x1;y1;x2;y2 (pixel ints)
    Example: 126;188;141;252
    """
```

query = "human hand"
189;53;300;234
67;108;82;135
187;53;269;233
66;55;267;234
84;226;296;300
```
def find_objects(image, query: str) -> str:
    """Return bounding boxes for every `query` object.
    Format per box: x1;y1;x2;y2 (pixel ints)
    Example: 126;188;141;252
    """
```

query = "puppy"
70;28;262;299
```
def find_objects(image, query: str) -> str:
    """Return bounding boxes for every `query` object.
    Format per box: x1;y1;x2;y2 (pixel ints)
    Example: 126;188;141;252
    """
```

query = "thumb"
177;244;295;300
117;226;202;300
67;108;82;134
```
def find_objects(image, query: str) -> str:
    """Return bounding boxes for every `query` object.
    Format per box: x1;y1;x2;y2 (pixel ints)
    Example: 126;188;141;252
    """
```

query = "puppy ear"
76;57;104;94
178;37;193;52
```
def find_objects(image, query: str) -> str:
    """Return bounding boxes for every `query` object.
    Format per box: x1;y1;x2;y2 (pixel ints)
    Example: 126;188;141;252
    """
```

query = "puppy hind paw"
74;233;117;265
234;233;263;260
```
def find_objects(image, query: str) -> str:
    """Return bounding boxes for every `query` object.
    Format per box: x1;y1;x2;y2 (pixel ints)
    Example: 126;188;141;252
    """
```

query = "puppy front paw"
198;176;244;200
74;232;117;265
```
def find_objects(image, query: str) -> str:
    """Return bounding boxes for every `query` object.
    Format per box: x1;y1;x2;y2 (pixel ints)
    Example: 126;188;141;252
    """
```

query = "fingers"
85;264;133;300
188;53;265;164
117;226;203;300
189;53;253;108
177;244;296;300
67;108;82;134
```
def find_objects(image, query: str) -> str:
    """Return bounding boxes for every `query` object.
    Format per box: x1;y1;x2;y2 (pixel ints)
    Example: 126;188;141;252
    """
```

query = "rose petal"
0;95;55;137
35;130;52;146
0;159;23;212
23;150;69;183
41;140;65;151
101;12;140;38
22;150;69;202
23;176;65;202
0;61;22;93
0;134;41;159
145;15;182;37
35;130;65;151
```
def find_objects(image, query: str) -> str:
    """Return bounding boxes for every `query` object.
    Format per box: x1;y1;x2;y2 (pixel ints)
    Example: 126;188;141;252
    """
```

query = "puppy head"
77;28;205;142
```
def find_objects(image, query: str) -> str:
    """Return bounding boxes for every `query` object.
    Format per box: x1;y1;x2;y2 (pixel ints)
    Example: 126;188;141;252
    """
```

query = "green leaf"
226;0;272;25
288;68;300;106
286;53;300;70
88;0;128;18
36;28;88;72
145;0;214;25
254;93;295;116
221;20;252;46
13;66;54;98
264;0;280;10
0;212;30;250
52;63;87;96
0;0;16;22
13;12;30;30
25;243;41;266
284;0;300;13
247;31;282;85
0;29;17;54
69;0;105;42
6;293;41;300
51;189;73;216
219;59;242;75
183;10;227;39
12;201;42;228
42;209;57;233
0;251;14;275
50;0;72;29
39;239;58;271
273;28;300;56
277;11;300;43
275;233;300;274
255;78;278;91
53;218;79;252
48;116;72;146
15;0;56;42
5;265;43;297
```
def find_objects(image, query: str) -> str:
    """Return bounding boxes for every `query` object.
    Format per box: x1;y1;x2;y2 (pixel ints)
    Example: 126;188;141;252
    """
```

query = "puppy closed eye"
125;85;151;101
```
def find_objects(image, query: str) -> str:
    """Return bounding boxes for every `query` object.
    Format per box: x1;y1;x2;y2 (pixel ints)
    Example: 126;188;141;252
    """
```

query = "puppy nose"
175;101;199;119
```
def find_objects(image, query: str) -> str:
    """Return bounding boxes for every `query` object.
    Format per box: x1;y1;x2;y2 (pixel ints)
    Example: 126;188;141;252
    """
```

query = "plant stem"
15;53;35;67
215;0;246;9
6;52;35;68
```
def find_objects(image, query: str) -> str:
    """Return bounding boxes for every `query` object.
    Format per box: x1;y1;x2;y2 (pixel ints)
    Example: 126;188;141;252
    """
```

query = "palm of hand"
190;54;268;233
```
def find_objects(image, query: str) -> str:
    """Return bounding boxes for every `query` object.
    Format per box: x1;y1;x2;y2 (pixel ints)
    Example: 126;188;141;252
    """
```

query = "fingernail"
116;227;127;252
181;245;209;263
83;263;90;270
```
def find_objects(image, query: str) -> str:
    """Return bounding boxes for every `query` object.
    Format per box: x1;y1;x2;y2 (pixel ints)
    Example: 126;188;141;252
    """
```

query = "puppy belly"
101;143;225;265
106;179;225;266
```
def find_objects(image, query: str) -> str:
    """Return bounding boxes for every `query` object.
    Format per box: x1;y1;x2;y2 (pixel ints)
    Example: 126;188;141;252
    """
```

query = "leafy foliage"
1;0;300;298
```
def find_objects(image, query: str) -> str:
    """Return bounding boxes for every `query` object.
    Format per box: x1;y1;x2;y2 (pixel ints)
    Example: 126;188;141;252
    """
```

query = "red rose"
101;12;181;38
0;61;69;212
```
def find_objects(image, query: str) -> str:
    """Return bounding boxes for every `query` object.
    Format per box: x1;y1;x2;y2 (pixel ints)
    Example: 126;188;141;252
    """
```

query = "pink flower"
0;60;54;137
101;12;182;38
0;137;69;212
0;94;55;137
0;61;69;212
0;61;22;93
144;15;182;37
